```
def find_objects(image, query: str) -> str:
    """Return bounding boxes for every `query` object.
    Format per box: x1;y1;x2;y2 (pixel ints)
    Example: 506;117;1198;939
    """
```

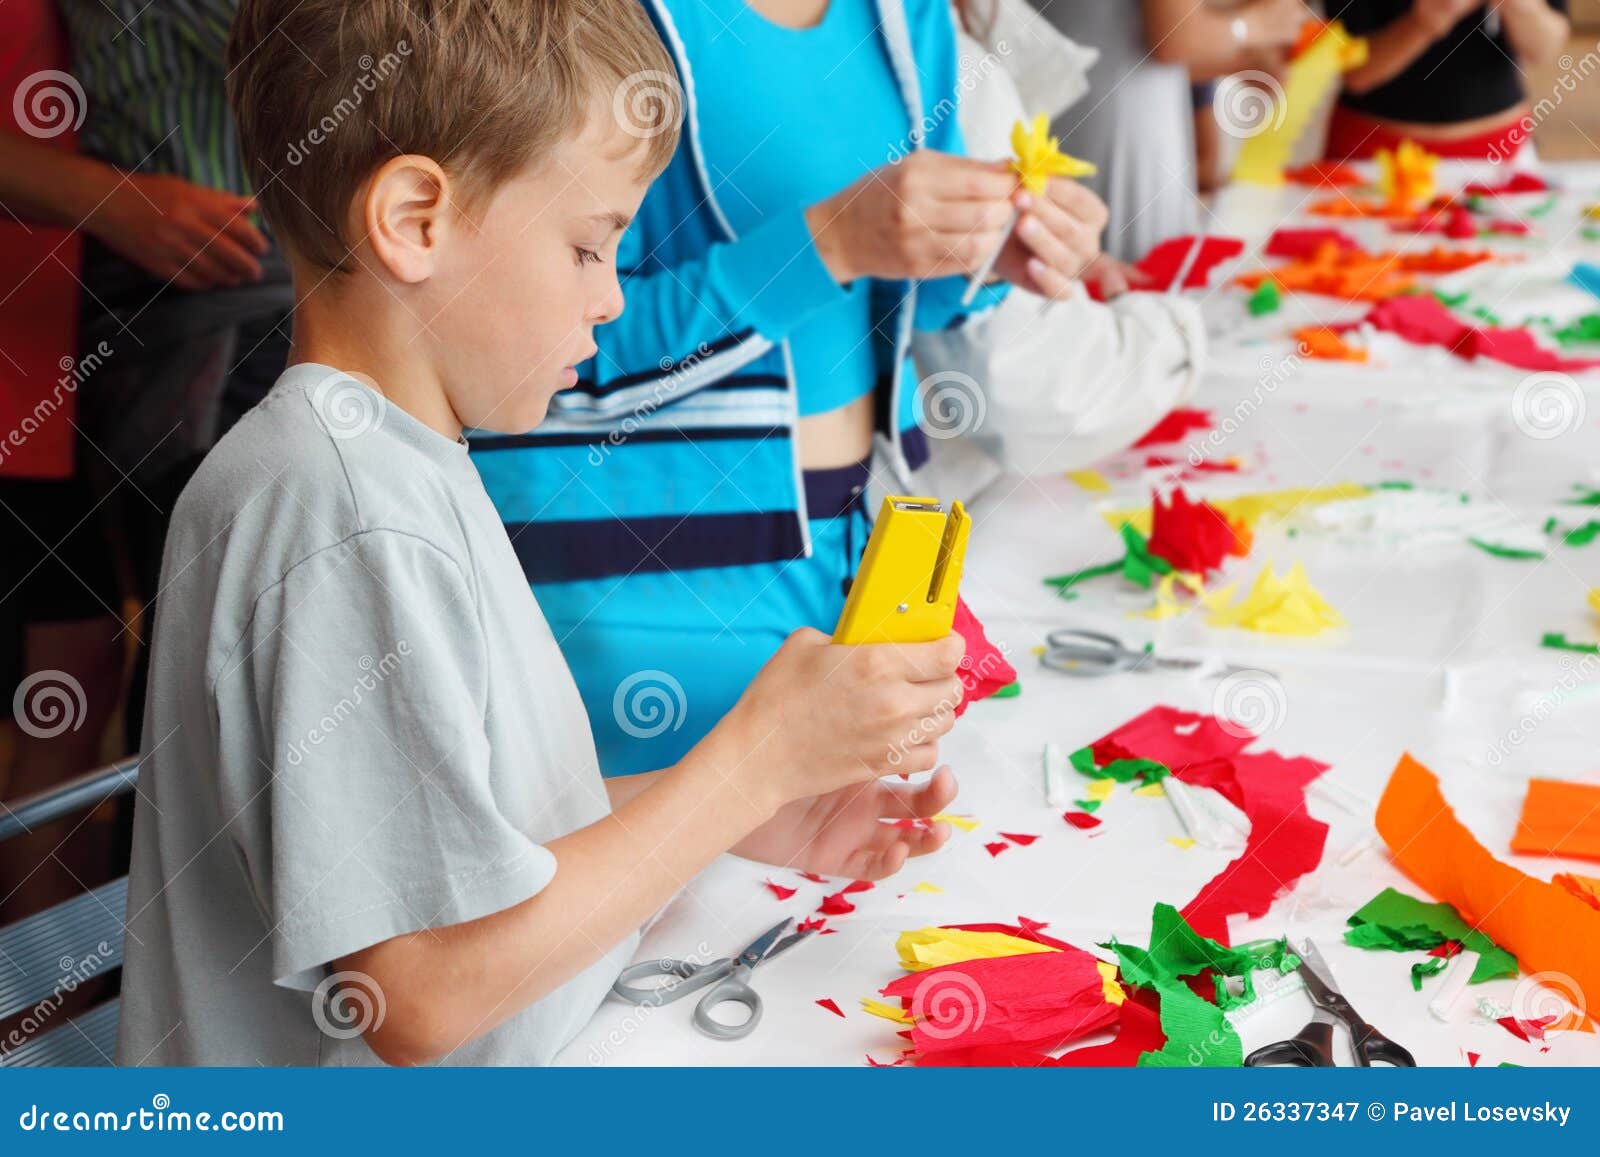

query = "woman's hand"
1237;0;1311;49
990;177;1109;299
91;174;269;289
1084;254;1155;300
805;150;1016;284
731;766;959;880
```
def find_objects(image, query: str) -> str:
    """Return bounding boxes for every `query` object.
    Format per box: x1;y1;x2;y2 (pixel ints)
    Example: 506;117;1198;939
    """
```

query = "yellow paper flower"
1207;562;1344;637
1010;114;1096;194
1377;139;1438;210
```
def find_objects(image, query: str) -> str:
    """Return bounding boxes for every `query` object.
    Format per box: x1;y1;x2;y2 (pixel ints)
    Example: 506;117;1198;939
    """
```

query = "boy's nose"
589;274;625;324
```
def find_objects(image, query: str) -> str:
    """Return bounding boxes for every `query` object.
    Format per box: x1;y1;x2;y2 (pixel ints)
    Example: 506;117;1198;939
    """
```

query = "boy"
116;0;966;1067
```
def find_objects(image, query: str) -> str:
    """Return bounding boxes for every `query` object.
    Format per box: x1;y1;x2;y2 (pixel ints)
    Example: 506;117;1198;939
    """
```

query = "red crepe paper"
1428;940;1464;959
865;1052;908;1067
843;879;875;894
1359;295;1600;373
1497;1014;1559;1043
818;891;856;916
797;916;829;933
952;597;1017;717
1147;487;1252;574
798;871;827;883
1284;160;1364;188
764;879;798;901
1062;811;1102;830
1265;227;1361;259
1393;203;1477;239
1145;454;1239;473
816;998;845;1018
983;841;1011;857
1463;172;1549;195
1484;219;1532;236
1466;1050;1482;1067
880;943;1119;1058
1086;706;1328;943
1056;994;1167;1067
999;832;1040;846
1134;407;1214;447
1132;235;1247;292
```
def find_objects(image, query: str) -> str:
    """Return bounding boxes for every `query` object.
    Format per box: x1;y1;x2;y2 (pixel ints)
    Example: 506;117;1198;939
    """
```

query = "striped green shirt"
56;1;246;195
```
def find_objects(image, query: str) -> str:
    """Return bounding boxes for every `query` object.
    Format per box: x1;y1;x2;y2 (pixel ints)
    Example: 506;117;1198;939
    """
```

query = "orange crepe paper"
1510;779;1600;861
1236;241;1494;305
1554;873;1600;912
1376;754;1600;1008
1296;325;1368;362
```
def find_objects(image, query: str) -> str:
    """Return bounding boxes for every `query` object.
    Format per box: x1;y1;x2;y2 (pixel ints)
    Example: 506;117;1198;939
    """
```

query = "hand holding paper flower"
1009;114;1097;194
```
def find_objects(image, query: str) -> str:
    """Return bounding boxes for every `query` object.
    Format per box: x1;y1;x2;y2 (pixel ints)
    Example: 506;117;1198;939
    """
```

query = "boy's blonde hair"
226;0;681;270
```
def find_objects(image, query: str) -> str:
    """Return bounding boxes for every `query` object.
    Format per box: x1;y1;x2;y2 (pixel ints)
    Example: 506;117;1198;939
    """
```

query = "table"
557;161;1600;1068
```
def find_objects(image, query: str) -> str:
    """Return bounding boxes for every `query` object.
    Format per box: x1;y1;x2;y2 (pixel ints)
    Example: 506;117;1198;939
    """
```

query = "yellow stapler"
833;496;970;644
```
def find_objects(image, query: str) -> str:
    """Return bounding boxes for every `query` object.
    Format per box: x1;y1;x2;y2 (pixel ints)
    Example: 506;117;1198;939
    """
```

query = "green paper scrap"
1559;520;1600;547
1584;226;1600;243
1074;798;1102;814
991;680;1021;699
1542;632;1600;655
1569;485;1600;507
1543;516;1559;534
1119;523;1173;589
1470;306;1502;326
1095;758;1171;785
1345;887;1519;985
1433;289;1470;309
1527;195;1558;218
1043;558;1122;593
1468;537;1544;560
1102;904;1296;1068
1410;955;1451;991
1375;480;1416;491
1069;745;1099;775
1552;314;1600;347
1247;279;1282;317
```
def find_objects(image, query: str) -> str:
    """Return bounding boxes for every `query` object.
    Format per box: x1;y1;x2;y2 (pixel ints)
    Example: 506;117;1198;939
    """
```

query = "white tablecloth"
557;162;1600;1069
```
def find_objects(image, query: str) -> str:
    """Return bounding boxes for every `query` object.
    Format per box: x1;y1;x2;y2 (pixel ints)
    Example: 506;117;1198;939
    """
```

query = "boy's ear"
362;155;452;284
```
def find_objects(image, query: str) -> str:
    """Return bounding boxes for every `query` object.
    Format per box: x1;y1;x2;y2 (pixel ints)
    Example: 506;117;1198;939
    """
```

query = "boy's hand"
718;627;966;816
731;766;958;880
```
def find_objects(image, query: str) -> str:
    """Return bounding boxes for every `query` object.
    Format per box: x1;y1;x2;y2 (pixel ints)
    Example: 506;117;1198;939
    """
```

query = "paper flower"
1207;562;1344;636
1009;114;1096;194
1377;139;1438;211
1148;487;1253;575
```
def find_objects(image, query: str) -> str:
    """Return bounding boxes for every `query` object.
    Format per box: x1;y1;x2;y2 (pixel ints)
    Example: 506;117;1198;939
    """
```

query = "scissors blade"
1293;939;1344;1010
738;918;794;965
757;924;818;968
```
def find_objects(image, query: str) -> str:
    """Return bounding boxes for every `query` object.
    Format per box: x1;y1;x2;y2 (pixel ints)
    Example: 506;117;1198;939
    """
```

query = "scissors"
1040;629;1264;679
1246;938;1416;1067
610;918;815;1041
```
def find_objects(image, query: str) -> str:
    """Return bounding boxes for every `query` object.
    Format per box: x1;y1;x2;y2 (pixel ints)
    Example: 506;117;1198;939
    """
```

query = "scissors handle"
692;968;762;1040
1349;1019;1417;1067
1245;1019;1337;1067
612;957;727;1007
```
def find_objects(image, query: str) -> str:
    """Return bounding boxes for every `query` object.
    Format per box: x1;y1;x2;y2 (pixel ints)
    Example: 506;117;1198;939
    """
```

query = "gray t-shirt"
116;363;635;1066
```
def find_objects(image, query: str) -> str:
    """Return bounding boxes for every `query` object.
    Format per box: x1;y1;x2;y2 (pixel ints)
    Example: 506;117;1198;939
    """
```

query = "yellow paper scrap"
1586;204;1600;221
1085;778;1116;802
1207;561;1344;636
930;812;979;832
1104;484;1369;537
1097;960;1127;1006
1031;644;1047;657
1377;139;1438;211
1067;468;1112;493
1167;835;1197;850
1135;782;1167;798
1232;21;1369;186
896;927;1057;973
912;881;943;894
861;997;913;1025
1589;588;1600;617
1011;114;1097;194
1135;570;1207;621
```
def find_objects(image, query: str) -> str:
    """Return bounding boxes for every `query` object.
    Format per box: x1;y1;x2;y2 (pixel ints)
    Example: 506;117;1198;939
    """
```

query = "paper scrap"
930;813;979;833
1345;886;1519;984
1511;779;1600;861
1231;20;1368;186
1066;469;1111;492
1206;561;1344;636
817;998;845;1018
983;841;1011;857
1168;836;1196;850
764;879;797;901
1063;811;1102;830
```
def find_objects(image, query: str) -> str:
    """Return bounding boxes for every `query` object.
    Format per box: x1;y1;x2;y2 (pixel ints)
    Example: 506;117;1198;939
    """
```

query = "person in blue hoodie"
471;0;1107;776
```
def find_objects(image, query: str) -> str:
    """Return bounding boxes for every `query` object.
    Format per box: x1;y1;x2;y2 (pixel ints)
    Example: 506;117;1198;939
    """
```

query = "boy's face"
429;106;653;434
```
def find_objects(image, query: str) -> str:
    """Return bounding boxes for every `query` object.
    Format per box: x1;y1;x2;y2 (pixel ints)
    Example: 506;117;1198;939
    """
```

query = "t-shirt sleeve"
215;529;559;991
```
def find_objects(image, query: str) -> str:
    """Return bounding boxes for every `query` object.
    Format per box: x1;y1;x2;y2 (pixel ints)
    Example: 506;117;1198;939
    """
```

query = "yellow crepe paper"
1377;139;1438;211
1589;588;1600;617
1067;468;1112;493
1085;778;1116;802
912;881;943;894
1135;782;1167;798
896;927;1057;972
1010;114;1097;195
1207;562;1344;636
1104;484;1369;538
861;997;913;1024
1167;836;1197;850
930;812;979;832
1232;21;1369;186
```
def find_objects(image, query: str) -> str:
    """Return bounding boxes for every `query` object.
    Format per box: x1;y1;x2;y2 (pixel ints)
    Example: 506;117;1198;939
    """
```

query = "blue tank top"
686;0;909;416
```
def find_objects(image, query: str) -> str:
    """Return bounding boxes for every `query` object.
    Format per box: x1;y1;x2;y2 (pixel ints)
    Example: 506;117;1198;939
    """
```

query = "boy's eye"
575;247;603;266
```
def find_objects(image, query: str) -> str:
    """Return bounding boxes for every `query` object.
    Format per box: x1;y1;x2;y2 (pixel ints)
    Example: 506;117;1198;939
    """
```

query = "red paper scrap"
983;841;1011;857
1145;454;1240;473
952;597;1018;717
1359;295;1600;373
1466;1051;1481;1067
1393;203;1476;239
1063;811;1102;830
999;832;1040;846
843;879;875;894
1134;407;1214;447
797;916;829;933
798;871;828;883
1264;227;1361;259
764;880;797;901
1497;1014;1559;1043
1147;487;1252;574
1284;160;1365;188
1427;940;1463;959
818;891;856;916
865;1052;908;1067
1132;235;1247;292
1463;172;1550;195
816;998;845;1018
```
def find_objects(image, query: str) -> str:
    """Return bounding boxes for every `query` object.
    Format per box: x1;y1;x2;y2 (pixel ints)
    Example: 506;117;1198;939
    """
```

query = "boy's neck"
291;277;465;444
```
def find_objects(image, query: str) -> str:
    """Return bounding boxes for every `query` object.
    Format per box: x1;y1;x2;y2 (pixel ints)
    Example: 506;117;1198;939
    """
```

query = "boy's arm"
335;628;965;1067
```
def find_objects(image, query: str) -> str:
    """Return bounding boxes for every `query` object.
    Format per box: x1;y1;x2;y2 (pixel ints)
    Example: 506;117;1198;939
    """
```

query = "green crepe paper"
1345;887;1518;985
1470;306;1502;325
1542;632;1600;655
991;680;1021;699
1584;226;1600;243
1569;485;1600;507
1102;904;1297;1068
1552;314;1600;347
1043;558;1122;593
1410;955;1451;990
1468;537;1544;560
1247;279;1281;317
1376;480;1416;491
1527;195;1558;218
1119;523;1173;589
1433;289;1470;309
1099;758;1170;784
1558;520;1600;547
1073;798;1102;814
1069;745;1099;775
